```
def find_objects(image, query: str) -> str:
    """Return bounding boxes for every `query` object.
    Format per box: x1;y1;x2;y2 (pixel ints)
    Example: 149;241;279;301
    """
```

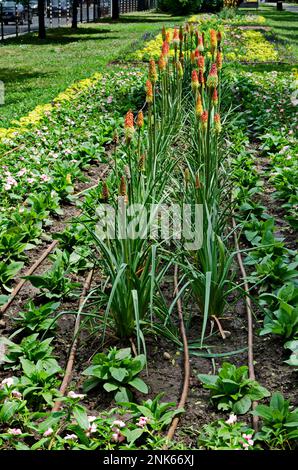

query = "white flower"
64;434;77;441
1;378;14;388
137;416;149;428
225;413;237;425
67;391;85;400
11;390;22;399
88;416;97;423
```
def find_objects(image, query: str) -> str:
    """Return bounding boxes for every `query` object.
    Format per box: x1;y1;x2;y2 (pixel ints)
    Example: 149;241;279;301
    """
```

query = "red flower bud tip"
191;70;199;92
216;51;223;70
198;69;205;86
145;80;153;104
197;55;205;71
124;110;135;143
217;30;222;45
214;113;222;133
195;173;201;189
149;59;158;84
206;63;218;89
201;110;208;129
212;88;218;106
162;25;166;42
196;93;203;117
137;111;144;129
162;40;170;56
179;25;183;42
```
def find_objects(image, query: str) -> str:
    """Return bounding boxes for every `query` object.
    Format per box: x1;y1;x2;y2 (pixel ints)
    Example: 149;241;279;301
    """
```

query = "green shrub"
157;0;223;14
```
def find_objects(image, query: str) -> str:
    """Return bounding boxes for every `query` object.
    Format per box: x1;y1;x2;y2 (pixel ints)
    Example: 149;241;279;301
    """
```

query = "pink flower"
40;174;50;182
11;390;22;399
137;416;149;428
107;96;113;104
27;177;35;184
111;430;125;443
8;428;22;436
43;427;53;437
112;420;126;429
225;413;237;425
242;433;254;447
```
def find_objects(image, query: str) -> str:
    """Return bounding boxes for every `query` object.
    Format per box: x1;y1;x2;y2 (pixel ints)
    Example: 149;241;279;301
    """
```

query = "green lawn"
258;4;298;61
0;12;183;128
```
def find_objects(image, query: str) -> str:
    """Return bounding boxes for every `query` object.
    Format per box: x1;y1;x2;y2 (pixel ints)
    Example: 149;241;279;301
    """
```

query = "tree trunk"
72;0;79;28
112;0;119;19
38;0;46;39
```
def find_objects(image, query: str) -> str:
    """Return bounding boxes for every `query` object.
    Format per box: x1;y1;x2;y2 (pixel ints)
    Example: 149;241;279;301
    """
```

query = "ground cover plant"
0;5;297;453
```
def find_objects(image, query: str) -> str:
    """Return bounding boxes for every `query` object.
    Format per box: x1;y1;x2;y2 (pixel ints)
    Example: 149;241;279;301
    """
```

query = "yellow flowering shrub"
0;72;102;144
133;30;175;61
226;29;278;63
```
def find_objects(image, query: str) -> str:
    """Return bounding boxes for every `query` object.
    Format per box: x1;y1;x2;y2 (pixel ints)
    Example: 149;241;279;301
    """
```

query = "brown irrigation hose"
0;240;58;317
232;216;258;432
165;265;190;445
52;269;94;412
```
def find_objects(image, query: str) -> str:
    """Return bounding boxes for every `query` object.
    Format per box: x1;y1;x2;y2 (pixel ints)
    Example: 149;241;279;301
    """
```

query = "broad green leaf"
128;377;148;394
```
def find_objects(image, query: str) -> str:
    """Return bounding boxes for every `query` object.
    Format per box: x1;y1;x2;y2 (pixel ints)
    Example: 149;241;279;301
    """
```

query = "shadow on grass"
239;62;295;72
98;14;184;24
0;68;50;84
2;27;117;46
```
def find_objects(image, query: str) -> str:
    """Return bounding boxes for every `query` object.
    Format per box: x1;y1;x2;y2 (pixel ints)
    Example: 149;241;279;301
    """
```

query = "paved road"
1;5;99;38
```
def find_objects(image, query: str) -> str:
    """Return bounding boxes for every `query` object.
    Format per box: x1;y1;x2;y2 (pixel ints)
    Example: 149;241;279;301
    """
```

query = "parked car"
0;1;32;24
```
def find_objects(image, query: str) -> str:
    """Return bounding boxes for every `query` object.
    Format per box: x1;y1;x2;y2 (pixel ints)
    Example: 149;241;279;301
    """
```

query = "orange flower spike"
216;51;223;70
145;80;153;104
195;93;203;117
162;40;170;57
158;54;166;71
191;70;199;93
194;48;200;58
166;31;170;43
212;88;218;106
124;110;135;143
173;28;179;48
162;25;166;42
197;55;205;71
206;63;218;89
210;29;217;54
149;59;158;84
190;51;195;64
214;113;222;133
201;110;208;130
137;111;144;129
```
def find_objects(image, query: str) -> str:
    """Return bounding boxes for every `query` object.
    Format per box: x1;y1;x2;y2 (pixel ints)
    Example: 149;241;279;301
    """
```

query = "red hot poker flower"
149;59;158;84
214;113;222;133
191;70;199;92
145;80;153;104
201;110;208;129
198;55;205;71
137;111;144;129
124;110;135;143
162;40;170;56
216;51;223;70
206;63;218;89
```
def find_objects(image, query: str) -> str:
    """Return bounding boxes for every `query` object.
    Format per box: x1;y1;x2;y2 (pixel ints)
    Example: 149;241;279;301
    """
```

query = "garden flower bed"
0;11;297;452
